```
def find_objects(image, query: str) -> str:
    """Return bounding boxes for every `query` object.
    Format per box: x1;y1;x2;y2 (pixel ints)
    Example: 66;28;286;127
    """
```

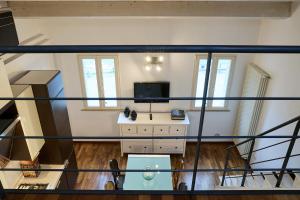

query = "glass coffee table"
123;154;173;190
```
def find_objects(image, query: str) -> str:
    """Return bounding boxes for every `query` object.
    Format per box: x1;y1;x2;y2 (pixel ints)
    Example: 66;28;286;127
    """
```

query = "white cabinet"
11;85;45;160
118;113;189;157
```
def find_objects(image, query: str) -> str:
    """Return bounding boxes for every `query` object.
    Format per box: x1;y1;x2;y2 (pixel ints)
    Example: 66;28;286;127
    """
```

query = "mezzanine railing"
221;115;300;187
0;45;300;196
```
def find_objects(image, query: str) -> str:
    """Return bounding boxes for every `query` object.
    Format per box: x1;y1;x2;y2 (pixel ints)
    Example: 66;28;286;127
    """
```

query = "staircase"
218;172;300;190
217;115;300;190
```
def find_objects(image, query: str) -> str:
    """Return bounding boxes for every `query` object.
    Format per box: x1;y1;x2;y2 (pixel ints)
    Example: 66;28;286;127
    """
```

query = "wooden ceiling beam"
8;1;291;18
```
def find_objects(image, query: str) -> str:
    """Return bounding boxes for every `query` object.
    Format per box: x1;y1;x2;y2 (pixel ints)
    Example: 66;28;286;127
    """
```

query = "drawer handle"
160;129;163;131
160;147;162;149
129;146;132;149
175;146;178;149
176;129;179;131
144;146;147;149
128;128;131;131
144;129;147;131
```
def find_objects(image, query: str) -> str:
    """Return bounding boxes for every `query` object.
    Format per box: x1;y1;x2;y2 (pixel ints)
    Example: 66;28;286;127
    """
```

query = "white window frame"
191;54;235;111
78;54;120;110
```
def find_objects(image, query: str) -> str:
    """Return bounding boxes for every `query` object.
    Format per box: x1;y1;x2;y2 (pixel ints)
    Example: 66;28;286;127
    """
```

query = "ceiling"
4;1;295;18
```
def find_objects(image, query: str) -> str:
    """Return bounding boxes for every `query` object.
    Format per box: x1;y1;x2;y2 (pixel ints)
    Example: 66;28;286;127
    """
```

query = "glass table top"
123;154;173;190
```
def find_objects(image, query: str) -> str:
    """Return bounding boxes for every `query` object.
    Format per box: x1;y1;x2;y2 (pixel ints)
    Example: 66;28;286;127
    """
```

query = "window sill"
80;108;230;112
188;108;230;112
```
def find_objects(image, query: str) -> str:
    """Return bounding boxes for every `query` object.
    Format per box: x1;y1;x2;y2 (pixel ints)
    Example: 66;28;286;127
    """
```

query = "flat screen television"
134;82;170;103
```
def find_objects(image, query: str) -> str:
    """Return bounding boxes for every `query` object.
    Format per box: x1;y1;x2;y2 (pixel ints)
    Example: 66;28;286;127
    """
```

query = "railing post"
191;52;212;191
0;181;5;200
276;120;300;187
241;139;255;186
221;149;231;186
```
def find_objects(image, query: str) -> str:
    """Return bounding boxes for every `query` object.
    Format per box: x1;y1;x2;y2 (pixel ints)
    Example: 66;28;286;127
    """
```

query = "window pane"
212;59;231;107
195;59;207;107
101;58;117;107
82;58;100;107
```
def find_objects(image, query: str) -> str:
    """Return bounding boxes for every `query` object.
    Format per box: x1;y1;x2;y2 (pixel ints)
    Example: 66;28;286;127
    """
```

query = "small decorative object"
171;109;185;120
142;165;155;181
20;158;41;178
124;107;130;118
131;110;137;121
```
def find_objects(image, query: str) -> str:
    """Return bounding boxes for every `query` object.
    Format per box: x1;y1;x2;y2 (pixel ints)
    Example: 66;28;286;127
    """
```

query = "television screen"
134;82;170;103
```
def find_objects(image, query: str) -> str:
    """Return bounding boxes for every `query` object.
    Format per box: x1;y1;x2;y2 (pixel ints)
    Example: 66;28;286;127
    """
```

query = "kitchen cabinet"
15;70;78;188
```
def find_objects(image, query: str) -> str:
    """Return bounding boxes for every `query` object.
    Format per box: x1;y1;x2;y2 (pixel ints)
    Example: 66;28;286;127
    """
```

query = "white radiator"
234;63;270;158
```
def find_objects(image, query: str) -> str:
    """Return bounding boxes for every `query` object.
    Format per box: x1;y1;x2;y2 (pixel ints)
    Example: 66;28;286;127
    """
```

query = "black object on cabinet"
15;70;78;189
0;11;19;46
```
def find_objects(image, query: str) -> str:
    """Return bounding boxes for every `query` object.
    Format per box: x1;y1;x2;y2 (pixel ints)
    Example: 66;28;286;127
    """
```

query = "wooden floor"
73;142;244;190
4;142;300;200
5;194;300;200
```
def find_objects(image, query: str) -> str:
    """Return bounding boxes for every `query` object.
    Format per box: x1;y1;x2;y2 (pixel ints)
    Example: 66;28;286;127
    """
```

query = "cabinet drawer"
153;126;169;135
170;126;186;135
153;144;169;153
121;125;137;135
153;140;184;154
122;140;153;153
168;142;184;154
137;125;153;135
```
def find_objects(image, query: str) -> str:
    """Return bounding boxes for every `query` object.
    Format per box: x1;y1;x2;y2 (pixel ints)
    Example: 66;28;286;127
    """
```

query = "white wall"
9;7;300;168
41;17;260;140
251;3;300;168
4;18;56;80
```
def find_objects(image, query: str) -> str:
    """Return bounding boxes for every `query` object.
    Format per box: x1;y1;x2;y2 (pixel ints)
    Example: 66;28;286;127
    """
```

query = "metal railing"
1;45;300;196
221;115;300;187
